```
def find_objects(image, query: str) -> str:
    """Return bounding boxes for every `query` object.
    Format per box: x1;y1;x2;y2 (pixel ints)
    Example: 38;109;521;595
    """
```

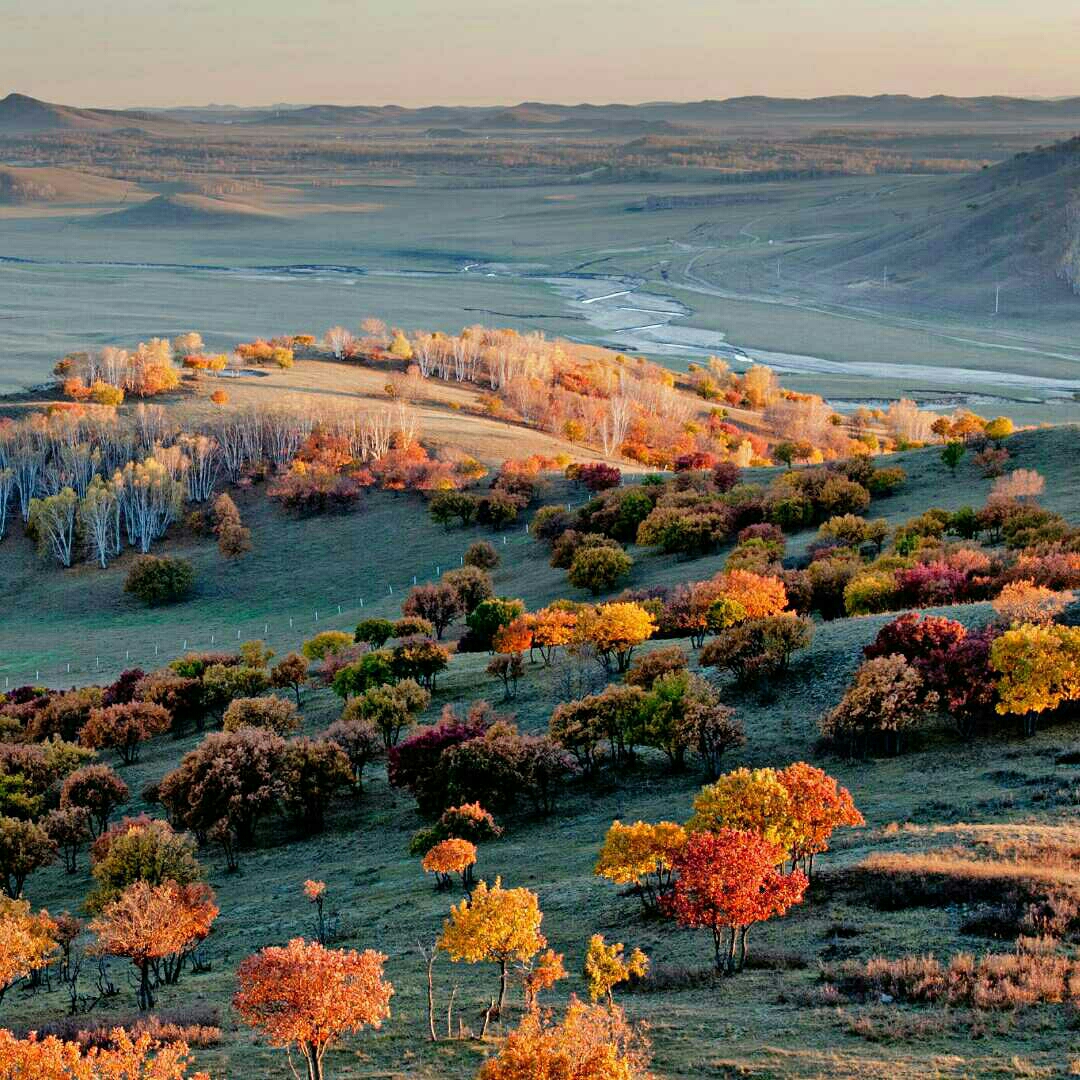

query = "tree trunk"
725;928;737;975
138;959;153;1010
497;959;509;1020
736;926;750;971
302;1043;322;1080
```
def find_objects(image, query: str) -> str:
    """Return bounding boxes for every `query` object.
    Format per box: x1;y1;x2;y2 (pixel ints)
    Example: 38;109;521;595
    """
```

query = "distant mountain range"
5;91;1080;134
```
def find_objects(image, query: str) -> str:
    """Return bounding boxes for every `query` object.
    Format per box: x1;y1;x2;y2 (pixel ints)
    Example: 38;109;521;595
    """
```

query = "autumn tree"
302;631;354;661
522;948;567;1013
0;816;57;897
281;737;352;834
529;606;578;665
573;602;657;673
776;762;863;877
0;1028;209;1079
43;806;90;873
322;716;383;794
476;997;653;1080
159;728;286;850
666;829;808;974
270;652;310;704
583;933;648;1005
59;764;129;838
464;540;500;570
421;838;477;891
354;618;397;648
91;880;218;1009
348;679;430;749
0;895;56;998
441;565;494;614
438;876;545;1020
222;695;301;736
79;702;171;765
87;815;203;911
992;580;1070;627
989;622;1080;736
820;654;937;756
234;938;393;1080
402;582;463;639
594;820;687;916
687;768;797;855
568;544;633;595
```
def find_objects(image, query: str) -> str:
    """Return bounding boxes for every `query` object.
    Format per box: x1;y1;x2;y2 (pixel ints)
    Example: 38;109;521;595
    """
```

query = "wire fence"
1;521;553;691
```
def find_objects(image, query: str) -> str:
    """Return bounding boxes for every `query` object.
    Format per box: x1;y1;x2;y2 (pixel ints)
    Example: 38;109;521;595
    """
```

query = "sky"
1;0;1079;108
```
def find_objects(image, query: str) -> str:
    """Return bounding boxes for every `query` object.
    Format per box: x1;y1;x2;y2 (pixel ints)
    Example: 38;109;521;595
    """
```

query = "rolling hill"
85;193;282;227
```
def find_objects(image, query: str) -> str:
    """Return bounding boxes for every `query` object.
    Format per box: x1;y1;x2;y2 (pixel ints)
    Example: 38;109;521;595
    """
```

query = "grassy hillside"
2;427;1079;1078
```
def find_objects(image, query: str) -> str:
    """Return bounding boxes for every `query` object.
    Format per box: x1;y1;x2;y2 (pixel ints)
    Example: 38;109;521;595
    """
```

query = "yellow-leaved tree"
573;602;657;673
989;622;1080;736
583;933;648;1005
687;767;797;858
438;877;545;1020
594;820;686;915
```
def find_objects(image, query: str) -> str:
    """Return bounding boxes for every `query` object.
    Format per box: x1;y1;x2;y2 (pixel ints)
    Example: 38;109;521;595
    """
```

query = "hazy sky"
2;0;1078;107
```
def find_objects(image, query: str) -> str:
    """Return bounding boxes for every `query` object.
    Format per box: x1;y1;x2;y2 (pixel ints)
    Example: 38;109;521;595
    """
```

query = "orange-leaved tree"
438;876;545;1020
776;762;864;877
90;880;218;1009
715;569;788;619
234;937;393;1080
594;820;686;915
522;948;567;1012
665;829;807;974
422;837;477;891
0;895;57;1001
476;996;653;1080
0;1028;209;1080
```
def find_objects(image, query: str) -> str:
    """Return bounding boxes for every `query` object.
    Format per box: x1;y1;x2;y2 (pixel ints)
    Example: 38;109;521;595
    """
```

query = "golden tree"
0;1028;209;1080
438;876;545;1019
573;602;657;673
583;933;648;1005
0;896;57;999
476;997;653;1080
234;938;393;1080
522;948;567;1011
594;820;686;915
989;622;1080;736
992;580;1070;627
687;767;798;857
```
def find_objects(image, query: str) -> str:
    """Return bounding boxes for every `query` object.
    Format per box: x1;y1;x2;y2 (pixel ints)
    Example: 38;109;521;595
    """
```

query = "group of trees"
824;583;1080;754
595;763;862;973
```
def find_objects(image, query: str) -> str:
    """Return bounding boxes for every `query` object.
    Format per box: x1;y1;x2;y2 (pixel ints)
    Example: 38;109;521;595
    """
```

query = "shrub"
409;802;503;856
354;618;396;648
301;631;353;661
583;934;648;1005
123;556;194;606
322;717;382;792
79;703;171;765
222;696;300;736
568;544;633;595
59;765;129;837
463;541;500;570
390;638;449;690
269;653;309;705
821;654;936;756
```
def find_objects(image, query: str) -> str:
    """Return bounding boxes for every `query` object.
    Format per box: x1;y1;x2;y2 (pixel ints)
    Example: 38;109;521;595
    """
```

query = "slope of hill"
0;424;1078;1078
85;193;281;227
786;133;1080;294
0;165;145;204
